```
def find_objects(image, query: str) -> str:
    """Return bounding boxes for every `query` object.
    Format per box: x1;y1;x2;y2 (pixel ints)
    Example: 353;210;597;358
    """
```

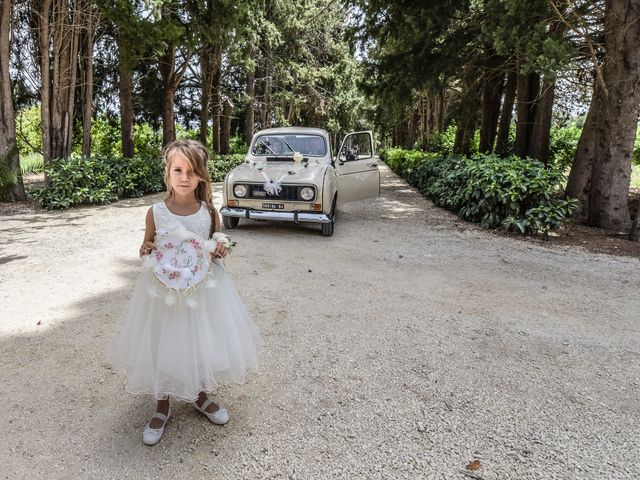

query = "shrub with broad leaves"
380;149;578;238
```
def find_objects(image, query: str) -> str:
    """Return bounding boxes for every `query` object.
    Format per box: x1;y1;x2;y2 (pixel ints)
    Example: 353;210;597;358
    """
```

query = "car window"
339;132;373;162
252;134;327;157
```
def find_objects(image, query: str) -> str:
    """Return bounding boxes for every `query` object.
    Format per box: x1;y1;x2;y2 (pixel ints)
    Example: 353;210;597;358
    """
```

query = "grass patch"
20;153;44;175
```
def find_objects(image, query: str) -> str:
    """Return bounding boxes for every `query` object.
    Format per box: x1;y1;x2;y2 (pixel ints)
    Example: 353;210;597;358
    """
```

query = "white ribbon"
250;151;313;196
261;170;288;196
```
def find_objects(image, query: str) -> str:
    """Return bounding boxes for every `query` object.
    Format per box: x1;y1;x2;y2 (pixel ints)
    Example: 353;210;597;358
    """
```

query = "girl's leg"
195;391;221;413
148;398;170;428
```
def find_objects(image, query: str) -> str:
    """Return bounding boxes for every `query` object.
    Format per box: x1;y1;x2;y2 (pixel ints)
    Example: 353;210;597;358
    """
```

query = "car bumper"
220;207;332;224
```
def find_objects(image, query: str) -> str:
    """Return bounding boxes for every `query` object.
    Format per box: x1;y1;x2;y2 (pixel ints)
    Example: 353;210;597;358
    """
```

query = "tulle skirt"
109;262;263;402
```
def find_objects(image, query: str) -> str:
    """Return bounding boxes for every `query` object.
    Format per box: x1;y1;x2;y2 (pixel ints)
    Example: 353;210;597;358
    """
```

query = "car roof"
254;127;329;137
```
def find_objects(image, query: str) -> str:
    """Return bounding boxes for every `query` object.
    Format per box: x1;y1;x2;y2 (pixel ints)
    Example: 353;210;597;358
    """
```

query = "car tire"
321;197;336;237
321;218;334;236
223;215;239;229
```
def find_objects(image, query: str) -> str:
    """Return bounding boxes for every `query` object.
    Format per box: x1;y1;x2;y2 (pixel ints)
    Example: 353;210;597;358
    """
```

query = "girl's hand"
211;241;228;259
139;241;157;257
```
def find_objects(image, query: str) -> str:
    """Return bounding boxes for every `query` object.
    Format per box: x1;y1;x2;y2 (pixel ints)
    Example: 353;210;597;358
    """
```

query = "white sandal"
142;408;171;446
192;398;229;425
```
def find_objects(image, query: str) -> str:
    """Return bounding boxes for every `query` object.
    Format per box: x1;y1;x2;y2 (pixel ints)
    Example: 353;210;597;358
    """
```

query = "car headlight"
300;187;315;201
233;184;247;198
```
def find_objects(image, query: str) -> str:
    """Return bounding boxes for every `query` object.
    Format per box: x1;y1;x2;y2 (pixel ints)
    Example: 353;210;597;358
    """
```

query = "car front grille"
249;184;301;201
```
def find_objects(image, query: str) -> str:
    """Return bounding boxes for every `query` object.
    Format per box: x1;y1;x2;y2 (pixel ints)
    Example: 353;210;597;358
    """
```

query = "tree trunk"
220;97;233;154
418;95;429;148
118;30;134;157
566;89;598;222
63;0;80;159
34;0;52;164
260;59;272;129
453;79;480;155
495;69;516;156
159;41;184;147
406;107;418;149
244;56;255;146
479;52;505;154
453;114;477;156
461;115;477;156
162;84;176;146
587;0;640;231
199;47;214;145
80;0;94;157
527;78;555;164
157;3;193;147
514;70;539;158
210;45;222;153
45;0;80;160
479;73;504;153
0;0;26;200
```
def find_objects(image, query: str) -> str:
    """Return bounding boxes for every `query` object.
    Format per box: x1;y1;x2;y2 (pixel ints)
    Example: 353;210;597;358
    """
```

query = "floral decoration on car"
249;151;311;194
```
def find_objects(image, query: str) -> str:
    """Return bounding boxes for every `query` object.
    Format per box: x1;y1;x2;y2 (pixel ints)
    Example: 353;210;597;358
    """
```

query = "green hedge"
381;148;578;238
209;154;245;182
30;156;165;209
30;153;246;210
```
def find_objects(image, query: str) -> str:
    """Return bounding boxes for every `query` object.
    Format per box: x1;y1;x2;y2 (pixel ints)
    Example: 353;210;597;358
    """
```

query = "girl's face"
168;152;201;197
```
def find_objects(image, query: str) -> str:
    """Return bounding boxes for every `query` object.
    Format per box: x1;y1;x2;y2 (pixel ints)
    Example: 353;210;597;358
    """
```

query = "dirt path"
1;164;638;479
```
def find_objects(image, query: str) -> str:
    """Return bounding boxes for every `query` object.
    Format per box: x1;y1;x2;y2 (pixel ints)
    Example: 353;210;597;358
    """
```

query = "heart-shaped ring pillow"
143;228;224;291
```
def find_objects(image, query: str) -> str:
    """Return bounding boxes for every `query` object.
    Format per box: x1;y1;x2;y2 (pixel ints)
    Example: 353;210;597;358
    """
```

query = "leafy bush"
89;117;122;158
134;123;163;159
87;117;163;160
176;125;201;141
229;135;249;154
208;154;246;182
30;155;164;209
15;106;43;156
29;151;245;209
549;126;581;169
426;125;456;155
381;148;578;238
381;148;435;181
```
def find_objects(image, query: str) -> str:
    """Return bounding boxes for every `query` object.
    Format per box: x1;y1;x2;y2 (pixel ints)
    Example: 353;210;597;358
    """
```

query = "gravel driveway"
1;163;638;479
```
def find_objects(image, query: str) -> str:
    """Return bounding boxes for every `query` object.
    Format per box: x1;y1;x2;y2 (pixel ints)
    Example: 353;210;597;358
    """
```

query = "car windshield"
252;134;327;157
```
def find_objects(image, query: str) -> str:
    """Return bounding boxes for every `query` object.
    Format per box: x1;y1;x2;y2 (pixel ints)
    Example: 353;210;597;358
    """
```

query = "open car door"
335;131;380;205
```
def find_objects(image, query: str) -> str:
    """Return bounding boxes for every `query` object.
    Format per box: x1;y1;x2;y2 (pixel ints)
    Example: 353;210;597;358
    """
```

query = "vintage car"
220;127;380;236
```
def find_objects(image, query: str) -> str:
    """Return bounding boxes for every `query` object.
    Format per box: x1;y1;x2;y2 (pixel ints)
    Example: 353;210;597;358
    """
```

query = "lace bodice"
152;201;212;239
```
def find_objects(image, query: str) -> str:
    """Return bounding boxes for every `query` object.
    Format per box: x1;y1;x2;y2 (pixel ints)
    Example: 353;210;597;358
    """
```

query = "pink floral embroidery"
164;242;174;249
155;251;164;261
168;271;181;280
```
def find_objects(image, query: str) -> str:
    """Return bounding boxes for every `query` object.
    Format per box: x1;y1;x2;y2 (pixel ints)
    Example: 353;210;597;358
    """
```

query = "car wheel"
321;197;336;237
321;218;334;236
223;215;239;229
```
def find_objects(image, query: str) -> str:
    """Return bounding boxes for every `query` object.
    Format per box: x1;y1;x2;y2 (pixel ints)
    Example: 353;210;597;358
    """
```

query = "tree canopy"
1;0;639;237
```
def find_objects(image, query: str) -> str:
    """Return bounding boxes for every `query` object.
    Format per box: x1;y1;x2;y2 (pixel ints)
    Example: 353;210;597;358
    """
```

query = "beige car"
220;127;380;236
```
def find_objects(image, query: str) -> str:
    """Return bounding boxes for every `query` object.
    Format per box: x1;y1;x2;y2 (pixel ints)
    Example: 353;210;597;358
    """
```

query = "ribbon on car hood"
260;170;288;196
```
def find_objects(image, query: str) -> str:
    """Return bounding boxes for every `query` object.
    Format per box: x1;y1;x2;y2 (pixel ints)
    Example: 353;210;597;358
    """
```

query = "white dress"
109;201;263;401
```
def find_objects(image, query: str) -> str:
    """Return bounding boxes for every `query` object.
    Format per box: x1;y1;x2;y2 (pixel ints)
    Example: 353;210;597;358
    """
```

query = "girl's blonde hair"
162;139;220;236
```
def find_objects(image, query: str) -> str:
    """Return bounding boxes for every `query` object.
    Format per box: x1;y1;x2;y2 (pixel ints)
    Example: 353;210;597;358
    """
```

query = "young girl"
110;139;262;445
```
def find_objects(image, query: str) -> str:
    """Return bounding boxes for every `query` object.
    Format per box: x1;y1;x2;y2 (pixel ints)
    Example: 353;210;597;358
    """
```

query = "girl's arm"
139;207;157;257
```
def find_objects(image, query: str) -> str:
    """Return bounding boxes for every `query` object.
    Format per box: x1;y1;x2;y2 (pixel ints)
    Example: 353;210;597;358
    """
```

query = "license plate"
262;203;284;209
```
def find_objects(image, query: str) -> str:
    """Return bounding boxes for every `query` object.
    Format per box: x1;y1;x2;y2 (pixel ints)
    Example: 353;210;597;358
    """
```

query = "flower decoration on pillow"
142;228;235;307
